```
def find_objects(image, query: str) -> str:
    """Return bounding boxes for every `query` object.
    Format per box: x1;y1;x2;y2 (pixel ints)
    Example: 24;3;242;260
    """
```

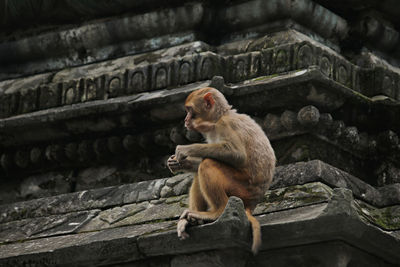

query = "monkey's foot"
177;209;206;240
179;209;199;223
179;209;190;220
177;218;190;240
187;211;218;222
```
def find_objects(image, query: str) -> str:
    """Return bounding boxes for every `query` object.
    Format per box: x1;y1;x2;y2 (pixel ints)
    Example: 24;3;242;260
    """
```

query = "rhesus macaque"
167;87;275;255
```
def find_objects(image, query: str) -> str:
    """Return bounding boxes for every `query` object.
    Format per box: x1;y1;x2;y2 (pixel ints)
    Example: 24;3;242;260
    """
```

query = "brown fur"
168;87;276;255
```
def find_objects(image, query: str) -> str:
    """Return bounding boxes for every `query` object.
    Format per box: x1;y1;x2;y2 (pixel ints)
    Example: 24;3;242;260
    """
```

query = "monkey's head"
184;87;232;132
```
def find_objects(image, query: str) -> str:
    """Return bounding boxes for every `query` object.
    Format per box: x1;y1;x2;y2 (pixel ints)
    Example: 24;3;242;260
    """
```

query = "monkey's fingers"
167;163;182;174
167;155;181;166
167;156;182;173
168;155;177;161
167;159;180;166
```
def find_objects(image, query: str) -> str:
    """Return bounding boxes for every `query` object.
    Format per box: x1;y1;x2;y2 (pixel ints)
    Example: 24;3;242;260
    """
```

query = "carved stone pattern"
2;42;400;118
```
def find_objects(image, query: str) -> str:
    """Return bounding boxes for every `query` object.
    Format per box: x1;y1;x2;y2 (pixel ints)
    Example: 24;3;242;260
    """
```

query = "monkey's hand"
167;155;181;174
175;145;191;162
167;155;200;174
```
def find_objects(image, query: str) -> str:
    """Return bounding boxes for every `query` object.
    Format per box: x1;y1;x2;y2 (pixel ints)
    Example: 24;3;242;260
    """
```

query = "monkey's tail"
245;208;261;255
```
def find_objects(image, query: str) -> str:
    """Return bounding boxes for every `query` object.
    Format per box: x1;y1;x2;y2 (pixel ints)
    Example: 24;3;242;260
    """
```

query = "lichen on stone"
355;200;400;230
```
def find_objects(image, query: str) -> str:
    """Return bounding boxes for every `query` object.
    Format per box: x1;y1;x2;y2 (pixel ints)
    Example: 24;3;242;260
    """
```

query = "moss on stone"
349;88;373;102
264;182;331;204
356;200;400;230
141;222;176;236
256;182;332;214
165;195;186;204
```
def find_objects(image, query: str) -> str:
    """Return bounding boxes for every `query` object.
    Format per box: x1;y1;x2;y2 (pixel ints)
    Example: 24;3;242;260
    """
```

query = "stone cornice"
0;160;399;265
2;38;400;121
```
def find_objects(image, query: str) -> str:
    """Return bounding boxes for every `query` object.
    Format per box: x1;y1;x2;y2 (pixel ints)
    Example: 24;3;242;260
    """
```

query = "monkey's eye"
191;112;197;119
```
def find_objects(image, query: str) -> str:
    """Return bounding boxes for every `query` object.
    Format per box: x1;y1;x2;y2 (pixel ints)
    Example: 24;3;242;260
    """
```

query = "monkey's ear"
203;92;215;109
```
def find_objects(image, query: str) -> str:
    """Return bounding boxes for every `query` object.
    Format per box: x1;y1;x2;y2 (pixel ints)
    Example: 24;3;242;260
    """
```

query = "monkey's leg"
178;159;252;236
186;158;234;221
189;174;208;211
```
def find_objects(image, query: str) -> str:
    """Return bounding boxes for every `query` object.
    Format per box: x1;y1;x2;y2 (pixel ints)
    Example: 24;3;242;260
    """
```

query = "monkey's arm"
177;116;247;167
175;141;246;168
167;155;203;174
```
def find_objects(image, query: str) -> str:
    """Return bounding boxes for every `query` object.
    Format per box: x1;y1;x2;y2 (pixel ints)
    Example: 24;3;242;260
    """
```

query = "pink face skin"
184;107;195;131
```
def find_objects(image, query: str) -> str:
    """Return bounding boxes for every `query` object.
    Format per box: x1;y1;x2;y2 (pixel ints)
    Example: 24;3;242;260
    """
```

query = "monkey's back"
226;111;276;190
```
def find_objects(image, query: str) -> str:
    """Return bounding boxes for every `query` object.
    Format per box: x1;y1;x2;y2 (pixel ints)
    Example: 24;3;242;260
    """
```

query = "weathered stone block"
137;197;251;256
0;93;19;118
230;53;251;83
61;80;80;105
247;241;392;267
334;56;353;88
316;46;334;79
294;42;316;69
19;172;73;200
104;72;127;98
151;60;176;90
196;52;222;81
76;166;119;191
254;182;332;215
172;249;249;267
82;76;105;101
126;66;149;94
0;210;99;243
38;84;62;109
272;44;293;74
18;88;38;114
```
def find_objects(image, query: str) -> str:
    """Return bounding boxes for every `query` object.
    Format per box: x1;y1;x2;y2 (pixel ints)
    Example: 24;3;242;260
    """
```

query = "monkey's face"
184;105;205;131
184;89;216;132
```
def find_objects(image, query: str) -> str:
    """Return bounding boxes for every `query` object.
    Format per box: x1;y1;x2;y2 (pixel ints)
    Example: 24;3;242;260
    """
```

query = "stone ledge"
1;160;399;226
272;160;400;207
257;188;400;265
0;182;332;245
0;220;171;266
0;186;399;266
0;197;250;266
0;173;191;224
1;163;399;265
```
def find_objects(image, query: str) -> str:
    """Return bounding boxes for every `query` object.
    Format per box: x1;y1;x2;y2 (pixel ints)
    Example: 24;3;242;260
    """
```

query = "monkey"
167;87;276;255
